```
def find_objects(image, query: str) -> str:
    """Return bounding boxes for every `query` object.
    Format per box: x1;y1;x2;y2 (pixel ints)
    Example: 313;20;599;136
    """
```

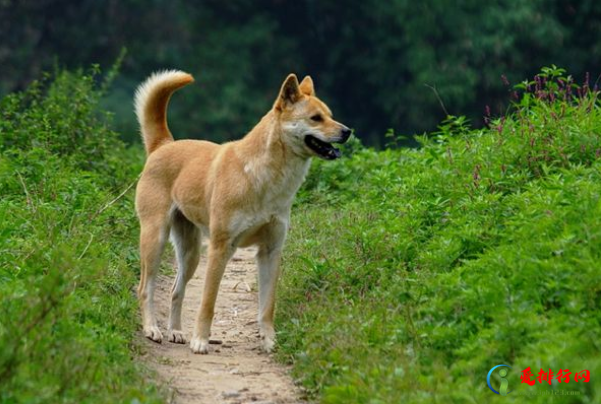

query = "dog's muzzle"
304;127;352;160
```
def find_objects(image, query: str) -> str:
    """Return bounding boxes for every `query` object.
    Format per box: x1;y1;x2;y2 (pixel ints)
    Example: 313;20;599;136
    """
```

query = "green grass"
277;66;601;403
2;65;599;403
0;68;164;403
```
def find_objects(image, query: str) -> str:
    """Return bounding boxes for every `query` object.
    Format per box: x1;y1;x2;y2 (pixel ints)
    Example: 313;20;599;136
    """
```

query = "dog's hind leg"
138;213;170;343
168;210;202;344
190;236;236;354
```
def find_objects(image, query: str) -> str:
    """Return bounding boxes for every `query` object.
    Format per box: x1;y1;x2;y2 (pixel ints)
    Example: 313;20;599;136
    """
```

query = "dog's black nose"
340;127;352;142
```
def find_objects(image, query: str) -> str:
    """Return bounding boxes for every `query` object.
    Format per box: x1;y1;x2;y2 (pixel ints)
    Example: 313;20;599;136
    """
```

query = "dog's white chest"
230;158;310;239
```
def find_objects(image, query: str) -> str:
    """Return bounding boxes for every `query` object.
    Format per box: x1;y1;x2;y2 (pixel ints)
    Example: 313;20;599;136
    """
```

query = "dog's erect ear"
299;76;315;96
274;74;302;111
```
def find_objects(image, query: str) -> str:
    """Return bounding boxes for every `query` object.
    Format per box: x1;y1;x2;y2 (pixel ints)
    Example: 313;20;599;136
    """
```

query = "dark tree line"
2;0;601;145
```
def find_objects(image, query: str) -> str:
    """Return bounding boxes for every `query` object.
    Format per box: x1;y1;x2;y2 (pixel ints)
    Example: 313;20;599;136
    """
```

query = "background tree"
1;0;600;145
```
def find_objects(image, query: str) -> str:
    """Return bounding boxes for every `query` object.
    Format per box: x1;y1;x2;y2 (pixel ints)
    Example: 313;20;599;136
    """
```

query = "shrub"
0;68;162;403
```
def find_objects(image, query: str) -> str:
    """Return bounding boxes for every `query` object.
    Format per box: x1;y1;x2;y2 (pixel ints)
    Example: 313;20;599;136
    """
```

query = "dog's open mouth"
304;135;342;160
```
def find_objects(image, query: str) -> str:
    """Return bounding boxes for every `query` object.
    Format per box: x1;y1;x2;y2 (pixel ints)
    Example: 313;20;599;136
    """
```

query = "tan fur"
134;70;350;354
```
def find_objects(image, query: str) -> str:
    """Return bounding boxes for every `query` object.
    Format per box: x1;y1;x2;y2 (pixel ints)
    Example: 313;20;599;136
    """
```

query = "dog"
134;70;351;354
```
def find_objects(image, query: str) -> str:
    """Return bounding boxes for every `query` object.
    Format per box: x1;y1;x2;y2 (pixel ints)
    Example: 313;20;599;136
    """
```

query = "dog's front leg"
190;239;235;354
257;220;287;353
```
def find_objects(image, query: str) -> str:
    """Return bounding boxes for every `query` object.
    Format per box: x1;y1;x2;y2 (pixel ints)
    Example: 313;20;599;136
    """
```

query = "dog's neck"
237;110;311;197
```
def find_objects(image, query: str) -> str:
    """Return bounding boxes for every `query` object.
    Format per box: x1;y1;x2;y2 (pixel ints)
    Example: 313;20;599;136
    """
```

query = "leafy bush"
0;68;162;403
278;67;601;403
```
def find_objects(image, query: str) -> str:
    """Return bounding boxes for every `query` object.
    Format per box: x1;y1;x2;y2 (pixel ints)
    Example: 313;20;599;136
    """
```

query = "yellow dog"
134;71;350;354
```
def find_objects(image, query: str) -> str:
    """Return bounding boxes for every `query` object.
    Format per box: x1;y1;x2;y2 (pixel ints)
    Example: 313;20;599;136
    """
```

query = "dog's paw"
144;326;163;343
168;329;187;344
259;325;276;353
261;336;276;354
190;337;209;354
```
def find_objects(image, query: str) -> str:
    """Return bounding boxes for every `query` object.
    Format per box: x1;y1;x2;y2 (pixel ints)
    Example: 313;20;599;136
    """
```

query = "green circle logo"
487;364;512;395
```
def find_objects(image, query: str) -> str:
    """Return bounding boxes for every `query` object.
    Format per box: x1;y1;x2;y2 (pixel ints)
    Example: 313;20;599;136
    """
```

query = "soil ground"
140;247;306;404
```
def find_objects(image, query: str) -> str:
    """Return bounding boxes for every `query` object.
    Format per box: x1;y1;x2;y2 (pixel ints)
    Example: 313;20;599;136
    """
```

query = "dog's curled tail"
134;70;194;155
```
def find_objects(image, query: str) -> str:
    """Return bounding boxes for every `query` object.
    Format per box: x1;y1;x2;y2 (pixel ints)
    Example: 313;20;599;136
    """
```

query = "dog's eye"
310;114;323;122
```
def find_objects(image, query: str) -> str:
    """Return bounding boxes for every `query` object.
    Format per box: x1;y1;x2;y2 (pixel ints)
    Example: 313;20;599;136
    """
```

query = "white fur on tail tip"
134;69;192;125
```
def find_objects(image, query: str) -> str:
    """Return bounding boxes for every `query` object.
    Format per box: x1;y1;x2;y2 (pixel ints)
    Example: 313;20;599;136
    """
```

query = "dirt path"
139;247;305;404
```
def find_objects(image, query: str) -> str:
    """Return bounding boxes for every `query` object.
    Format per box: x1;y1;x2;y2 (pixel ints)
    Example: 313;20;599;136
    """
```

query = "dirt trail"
140;247;305;404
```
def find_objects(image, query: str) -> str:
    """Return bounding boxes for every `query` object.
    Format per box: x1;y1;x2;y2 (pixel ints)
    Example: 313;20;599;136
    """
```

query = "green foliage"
0;69;162;403
3;62;599;403
277;68;601;403
2;1;601;144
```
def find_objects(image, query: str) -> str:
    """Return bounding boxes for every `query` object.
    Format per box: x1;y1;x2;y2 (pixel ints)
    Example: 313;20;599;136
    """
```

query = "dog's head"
273;74;351;160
